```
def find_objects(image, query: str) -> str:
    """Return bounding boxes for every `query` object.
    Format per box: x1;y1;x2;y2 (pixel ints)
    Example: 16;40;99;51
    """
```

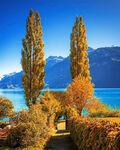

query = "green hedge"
69;117;120;150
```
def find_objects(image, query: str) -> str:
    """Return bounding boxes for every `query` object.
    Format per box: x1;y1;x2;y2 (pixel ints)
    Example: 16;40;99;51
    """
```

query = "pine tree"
21;8;45;107
70;16;91;80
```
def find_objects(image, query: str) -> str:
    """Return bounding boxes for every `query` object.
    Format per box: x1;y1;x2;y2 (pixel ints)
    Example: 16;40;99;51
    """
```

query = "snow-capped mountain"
87;47;95;53
0;72;18;80
0;75;3;81
0;46;120;88
45;56;65;71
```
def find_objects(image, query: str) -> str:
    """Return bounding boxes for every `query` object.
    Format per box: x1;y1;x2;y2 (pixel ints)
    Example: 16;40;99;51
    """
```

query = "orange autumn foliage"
7;104;49;149
0;96;14;119
50;91;67;114
21;8;45;107
50;91;79;120
69;116;120;150
86;99;120;117
66;76;94;115
85;97;108;117
40;89;61;128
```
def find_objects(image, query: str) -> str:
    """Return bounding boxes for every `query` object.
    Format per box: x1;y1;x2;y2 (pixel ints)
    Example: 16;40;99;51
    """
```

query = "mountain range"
0;46;120;89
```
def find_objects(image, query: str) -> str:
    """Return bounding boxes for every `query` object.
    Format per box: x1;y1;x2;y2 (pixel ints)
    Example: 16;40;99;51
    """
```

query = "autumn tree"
67;16;94;117
21;9;45;106
66;76;94;115
70;16;91;80
0;96;14;119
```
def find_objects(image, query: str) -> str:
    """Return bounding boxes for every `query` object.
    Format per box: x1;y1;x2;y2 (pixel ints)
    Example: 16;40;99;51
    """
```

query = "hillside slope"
0;47;120;88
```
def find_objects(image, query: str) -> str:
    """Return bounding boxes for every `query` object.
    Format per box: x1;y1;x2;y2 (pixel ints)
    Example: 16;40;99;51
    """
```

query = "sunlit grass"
0;121;9;124
55;120;70;136
57;120;66;130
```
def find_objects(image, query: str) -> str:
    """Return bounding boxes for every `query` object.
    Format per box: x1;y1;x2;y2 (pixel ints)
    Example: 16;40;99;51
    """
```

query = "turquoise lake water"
0;88;120;120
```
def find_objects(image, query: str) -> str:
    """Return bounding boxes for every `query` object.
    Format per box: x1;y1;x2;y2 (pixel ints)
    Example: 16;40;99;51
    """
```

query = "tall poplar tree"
21;9;45;107
70;16;91;80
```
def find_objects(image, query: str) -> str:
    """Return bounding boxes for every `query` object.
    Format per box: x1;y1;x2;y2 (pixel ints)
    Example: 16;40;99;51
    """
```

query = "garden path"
45;121;77;150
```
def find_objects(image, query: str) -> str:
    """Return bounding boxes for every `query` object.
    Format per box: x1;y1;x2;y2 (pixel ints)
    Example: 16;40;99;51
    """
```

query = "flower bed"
69;116;120;150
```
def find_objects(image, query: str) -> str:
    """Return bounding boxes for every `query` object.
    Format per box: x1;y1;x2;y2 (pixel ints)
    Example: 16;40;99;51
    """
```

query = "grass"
57;120;66;130
56;120;70;136
0;121;9;124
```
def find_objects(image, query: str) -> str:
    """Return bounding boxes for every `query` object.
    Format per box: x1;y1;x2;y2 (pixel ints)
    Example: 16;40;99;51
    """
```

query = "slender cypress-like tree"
21;8;45;107
70;16;91;80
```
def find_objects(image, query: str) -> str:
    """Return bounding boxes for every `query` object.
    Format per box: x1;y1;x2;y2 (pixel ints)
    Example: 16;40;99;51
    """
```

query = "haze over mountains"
0;46;120;89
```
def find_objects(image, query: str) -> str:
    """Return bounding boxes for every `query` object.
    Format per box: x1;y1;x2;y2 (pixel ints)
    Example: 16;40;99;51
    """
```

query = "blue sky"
0;0;120;76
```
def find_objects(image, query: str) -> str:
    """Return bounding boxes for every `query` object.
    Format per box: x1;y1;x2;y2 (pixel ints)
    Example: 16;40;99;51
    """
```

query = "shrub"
41;89;61;128
86;98;120;118
69;116;120;150
0;96;14;120
7;104;49;149
103;107;120;117
86;97;108;117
